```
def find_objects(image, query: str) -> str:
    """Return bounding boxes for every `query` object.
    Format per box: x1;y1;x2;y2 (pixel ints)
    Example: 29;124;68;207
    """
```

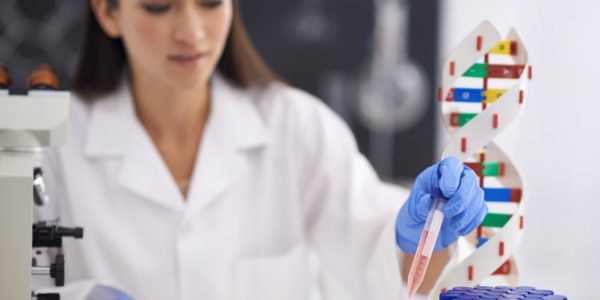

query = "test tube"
406;187;447;298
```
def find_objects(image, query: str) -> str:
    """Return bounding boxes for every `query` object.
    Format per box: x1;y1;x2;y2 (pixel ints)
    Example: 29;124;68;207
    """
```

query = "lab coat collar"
85;72;269;155
84;72;270;212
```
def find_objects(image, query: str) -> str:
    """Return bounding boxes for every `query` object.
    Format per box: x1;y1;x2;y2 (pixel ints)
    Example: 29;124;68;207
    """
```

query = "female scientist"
35;0;487;299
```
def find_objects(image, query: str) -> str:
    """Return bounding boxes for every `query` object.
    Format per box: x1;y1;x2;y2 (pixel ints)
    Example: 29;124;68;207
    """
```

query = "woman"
34;0;487;299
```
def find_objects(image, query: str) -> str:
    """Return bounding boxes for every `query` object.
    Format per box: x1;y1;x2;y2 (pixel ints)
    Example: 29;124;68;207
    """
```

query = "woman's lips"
167;52;207;68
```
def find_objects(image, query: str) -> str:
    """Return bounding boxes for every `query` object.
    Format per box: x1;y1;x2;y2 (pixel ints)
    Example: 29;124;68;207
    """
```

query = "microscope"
0;64;83;300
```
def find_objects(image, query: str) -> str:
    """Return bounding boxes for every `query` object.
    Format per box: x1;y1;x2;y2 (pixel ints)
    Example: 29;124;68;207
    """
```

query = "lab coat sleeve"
289;89;410;299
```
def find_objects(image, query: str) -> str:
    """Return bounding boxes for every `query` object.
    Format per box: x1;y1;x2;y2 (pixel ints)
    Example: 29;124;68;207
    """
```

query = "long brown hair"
71;0;280;99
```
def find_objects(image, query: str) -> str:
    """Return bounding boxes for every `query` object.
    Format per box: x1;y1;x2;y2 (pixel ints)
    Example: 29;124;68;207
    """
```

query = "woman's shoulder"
69;91;94;116
253;81;349;132
251;80;357;152
55;85;131;155
63;91;95;137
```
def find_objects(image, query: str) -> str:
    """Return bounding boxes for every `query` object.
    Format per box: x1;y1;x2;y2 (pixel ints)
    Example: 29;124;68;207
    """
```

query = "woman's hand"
395;157;487;254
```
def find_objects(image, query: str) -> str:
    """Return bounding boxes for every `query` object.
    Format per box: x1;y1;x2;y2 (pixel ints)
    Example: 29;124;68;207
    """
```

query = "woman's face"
98;0;232;90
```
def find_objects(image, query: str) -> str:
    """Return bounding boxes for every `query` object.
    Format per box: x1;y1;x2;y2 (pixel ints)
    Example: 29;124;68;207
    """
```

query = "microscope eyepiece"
27;64;59;90
0;64;11;89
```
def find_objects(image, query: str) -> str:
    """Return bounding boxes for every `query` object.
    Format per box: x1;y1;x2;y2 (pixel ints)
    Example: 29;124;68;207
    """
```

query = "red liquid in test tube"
406;187;447;299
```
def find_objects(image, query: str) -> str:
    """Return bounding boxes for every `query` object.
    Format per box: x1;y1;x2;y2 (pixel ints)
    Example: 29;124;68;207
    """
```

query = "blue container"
440;291;464;300
501;295;525;299
530;290;554;296
508;290;530;296
440;286;567;300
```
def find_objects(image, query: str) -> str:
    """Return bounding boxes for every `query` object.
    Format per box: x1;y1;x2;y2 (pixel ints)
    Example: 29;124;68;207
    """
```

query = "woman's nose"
173;9;206;46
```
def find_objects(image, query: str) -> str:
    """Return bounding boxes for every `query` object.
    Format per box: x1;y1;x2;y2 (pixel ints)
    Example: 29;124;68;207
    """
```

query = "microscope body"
0;90;69;299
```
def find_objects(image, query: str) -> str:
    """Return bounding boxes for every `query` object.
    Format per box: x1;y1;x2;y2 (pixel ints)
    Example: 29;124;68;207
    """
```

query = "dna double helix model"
430;21;532;298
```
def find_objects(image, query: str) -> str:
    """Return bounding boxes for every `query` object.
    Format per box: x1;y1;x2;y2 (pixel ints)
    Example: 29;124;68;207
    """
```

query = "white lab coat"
34;72;409;300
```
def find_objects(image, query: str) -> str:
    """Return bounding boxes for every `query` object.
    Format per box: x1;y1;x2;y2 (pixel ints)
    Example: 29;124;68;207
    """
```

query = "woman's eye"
141;4;171;14
201;0;223;9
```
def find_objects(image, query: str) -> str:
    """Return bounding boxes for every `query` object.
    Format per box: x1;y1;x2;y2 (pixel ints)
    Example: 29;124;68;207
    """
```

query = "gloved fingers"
448;193;479;232
448;183;483;232
459;202;488;236
435;220;459;250
442;230;459;249
414;164;438;192
395;207;423;254
410;193;432;223
443;167;479;218
438;157;464;198
396;230;420;254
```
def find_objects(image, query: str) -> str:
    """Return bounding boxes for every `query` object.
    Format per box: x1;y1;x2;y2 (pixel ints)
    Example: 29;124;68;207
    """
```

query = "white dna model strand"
429;21;532;298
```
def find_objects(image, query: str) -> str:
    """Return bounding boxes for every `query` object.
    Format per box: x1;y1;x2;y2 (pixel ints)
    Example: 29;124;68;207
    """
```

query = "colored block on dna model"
453;88;484;102
483;187;521;202
482;89;507;103
464;162;482;173
493;261;511;275
464;162;504;177
463;63;488;78
481;162;503;177
476;237;488;248
489;40;518;55
462;63;525;79
440;286;567;300
486;64;525;79
481;213;511;228
450;113;478;127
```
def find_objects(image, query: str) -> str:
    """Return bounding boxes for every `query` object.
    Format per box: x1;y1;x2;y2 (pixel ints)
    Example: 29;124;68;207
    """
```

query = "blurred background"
0;0;439;181
1;0;599;298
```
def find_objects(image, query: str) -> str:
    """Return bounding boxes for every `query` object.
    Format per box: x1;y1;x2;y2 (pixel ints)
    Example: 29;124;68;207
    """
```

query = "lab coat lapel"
184;73;269;219
85;80;185;212
117;122;186;212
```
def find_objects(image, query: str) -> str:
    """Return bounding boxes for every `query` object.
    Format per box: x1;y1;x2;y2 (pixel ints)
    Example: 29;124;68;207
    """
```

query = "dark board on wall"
240;0;440;179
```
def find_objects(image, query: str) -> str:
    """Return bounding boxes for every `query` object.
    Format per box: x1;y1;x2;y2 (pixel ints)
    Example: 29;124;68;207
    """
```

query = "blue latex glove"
395;157;488;254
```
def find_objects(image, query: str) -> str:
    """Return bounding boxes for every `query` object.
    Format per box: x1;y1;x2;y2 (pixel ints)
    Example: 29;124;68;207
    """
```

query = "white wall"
439;0;600;297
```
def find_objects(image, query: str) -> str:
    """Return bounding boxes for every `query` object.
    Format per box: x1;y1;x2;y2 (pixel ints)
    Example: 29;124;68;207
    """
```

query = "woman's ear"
91;0;121;38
